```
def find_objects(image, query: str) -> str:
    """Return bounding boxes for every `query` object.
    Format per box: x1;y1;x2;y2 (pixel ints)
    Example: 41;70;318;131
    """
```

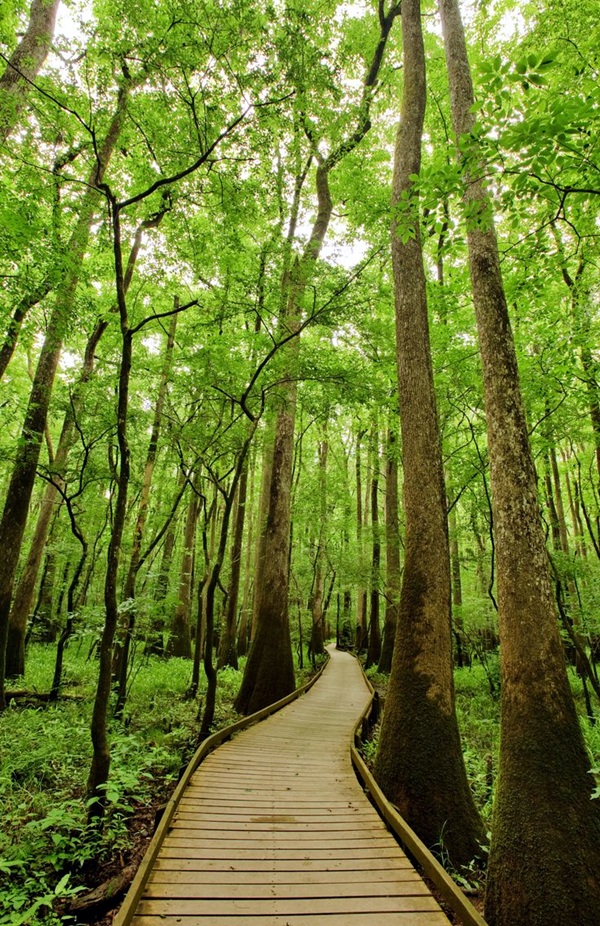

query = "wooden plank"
147;868;420;884
152;856;411;872
164;830;394;844
163;837;400;851
173;810;378;833
158;846;407;860
137;896;442;915
133;912;451;926
179;795;365;808
143;880;432;899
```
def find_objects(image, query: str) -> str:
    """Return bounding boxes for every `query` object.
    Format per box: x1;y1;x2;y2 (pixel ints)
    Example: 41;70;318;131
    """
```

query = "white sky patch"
59;350;82;370
142;333;162;355
322;235;370;269
55;0;95;41
335;2;369;21
496;8;528;41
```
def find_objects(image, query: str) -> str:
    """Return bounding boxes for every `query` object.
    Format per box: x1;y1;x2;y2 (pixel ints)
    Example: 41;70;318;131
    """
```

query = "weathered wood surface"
126;646;451;926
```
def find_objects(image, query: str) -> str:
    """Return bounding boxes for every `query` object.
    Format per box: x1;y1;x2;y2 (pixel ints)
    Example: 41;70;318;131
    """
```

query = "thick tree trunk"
234;399;297;713
375;0;484;871
234;3;400;714
0;0;61;144
0;86;130;712
378;428;400;673
439;0;600;920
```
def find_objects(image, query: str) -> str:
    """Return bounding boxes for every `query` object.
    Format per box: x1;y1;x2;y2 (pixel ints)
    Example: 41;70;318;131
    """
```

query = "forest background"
1;0;600;925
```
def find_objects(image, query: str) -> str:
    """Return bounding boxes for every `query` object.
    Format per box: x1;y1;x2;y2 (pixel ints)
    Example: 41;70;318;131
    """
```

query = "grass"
0;639;238;926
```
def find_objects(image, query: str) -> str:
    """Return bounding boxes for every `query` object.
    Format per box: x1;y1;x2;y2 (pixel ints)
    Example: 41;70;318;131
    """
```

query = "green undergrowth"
0;641;244;926
0;639;324;926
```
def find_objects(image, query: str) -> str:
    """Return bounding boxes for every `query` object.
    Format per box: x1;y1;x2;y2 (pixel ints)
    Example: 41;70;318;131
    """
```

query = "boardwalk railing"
351;665;489;926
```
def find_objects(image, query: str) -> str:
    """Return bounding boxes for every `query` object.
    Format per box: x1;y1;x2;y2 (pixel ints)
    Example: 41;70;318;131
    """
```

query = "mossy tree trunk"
439;0;600;920
0;0;61;145
374;0;484;871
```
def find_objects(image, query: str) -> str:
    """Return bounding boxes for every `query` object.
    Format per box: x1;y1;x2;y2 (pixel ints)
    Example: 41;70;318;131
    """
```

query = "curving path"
127;646;450;926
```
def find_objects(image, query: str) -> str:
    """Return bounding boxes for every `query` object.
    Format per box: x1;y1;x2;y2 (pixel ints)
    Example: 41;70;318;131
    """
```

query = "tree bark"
234;2;400;714
5;201;162;684
0;85;130;712
355;429;368;650
375;0;484;871
167;485;198;659
378;427;400;673
0;0;61;145
366;425;381;669
218;455;249;670
114;310;178;712
310;429;328;658
439;0;600;920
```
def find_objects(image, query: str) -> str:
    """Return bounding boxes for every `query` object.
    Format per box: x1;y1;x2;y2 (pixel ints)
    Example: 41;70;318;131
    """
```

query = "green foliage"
0;644;215;926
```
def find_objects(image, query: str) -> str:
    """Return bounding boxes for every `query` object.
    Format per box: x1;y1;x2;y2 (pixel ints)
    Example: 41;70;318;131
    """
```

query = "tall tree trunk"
355;428;368;650
378;427;400;673
234;3;400;715
375;0;484;871
237;449;256;657
366;425;381;669
88;242;133;816
564;456;586;558
114;311;178;712
439;0;600;920
550;447;569;554
167;485;198;659
233;385;298;714
0;85;130;712
0;281;53;381
218;454;249;670
0;0;61;145
310;428;328;658
201;427;257;737
544;456;562;552
5;207;163;683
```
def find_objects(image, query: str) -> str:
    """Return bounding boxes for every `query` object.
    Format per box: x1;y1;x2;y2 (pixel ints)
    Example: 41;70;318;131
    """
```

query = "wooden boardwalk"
125;647;451;926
